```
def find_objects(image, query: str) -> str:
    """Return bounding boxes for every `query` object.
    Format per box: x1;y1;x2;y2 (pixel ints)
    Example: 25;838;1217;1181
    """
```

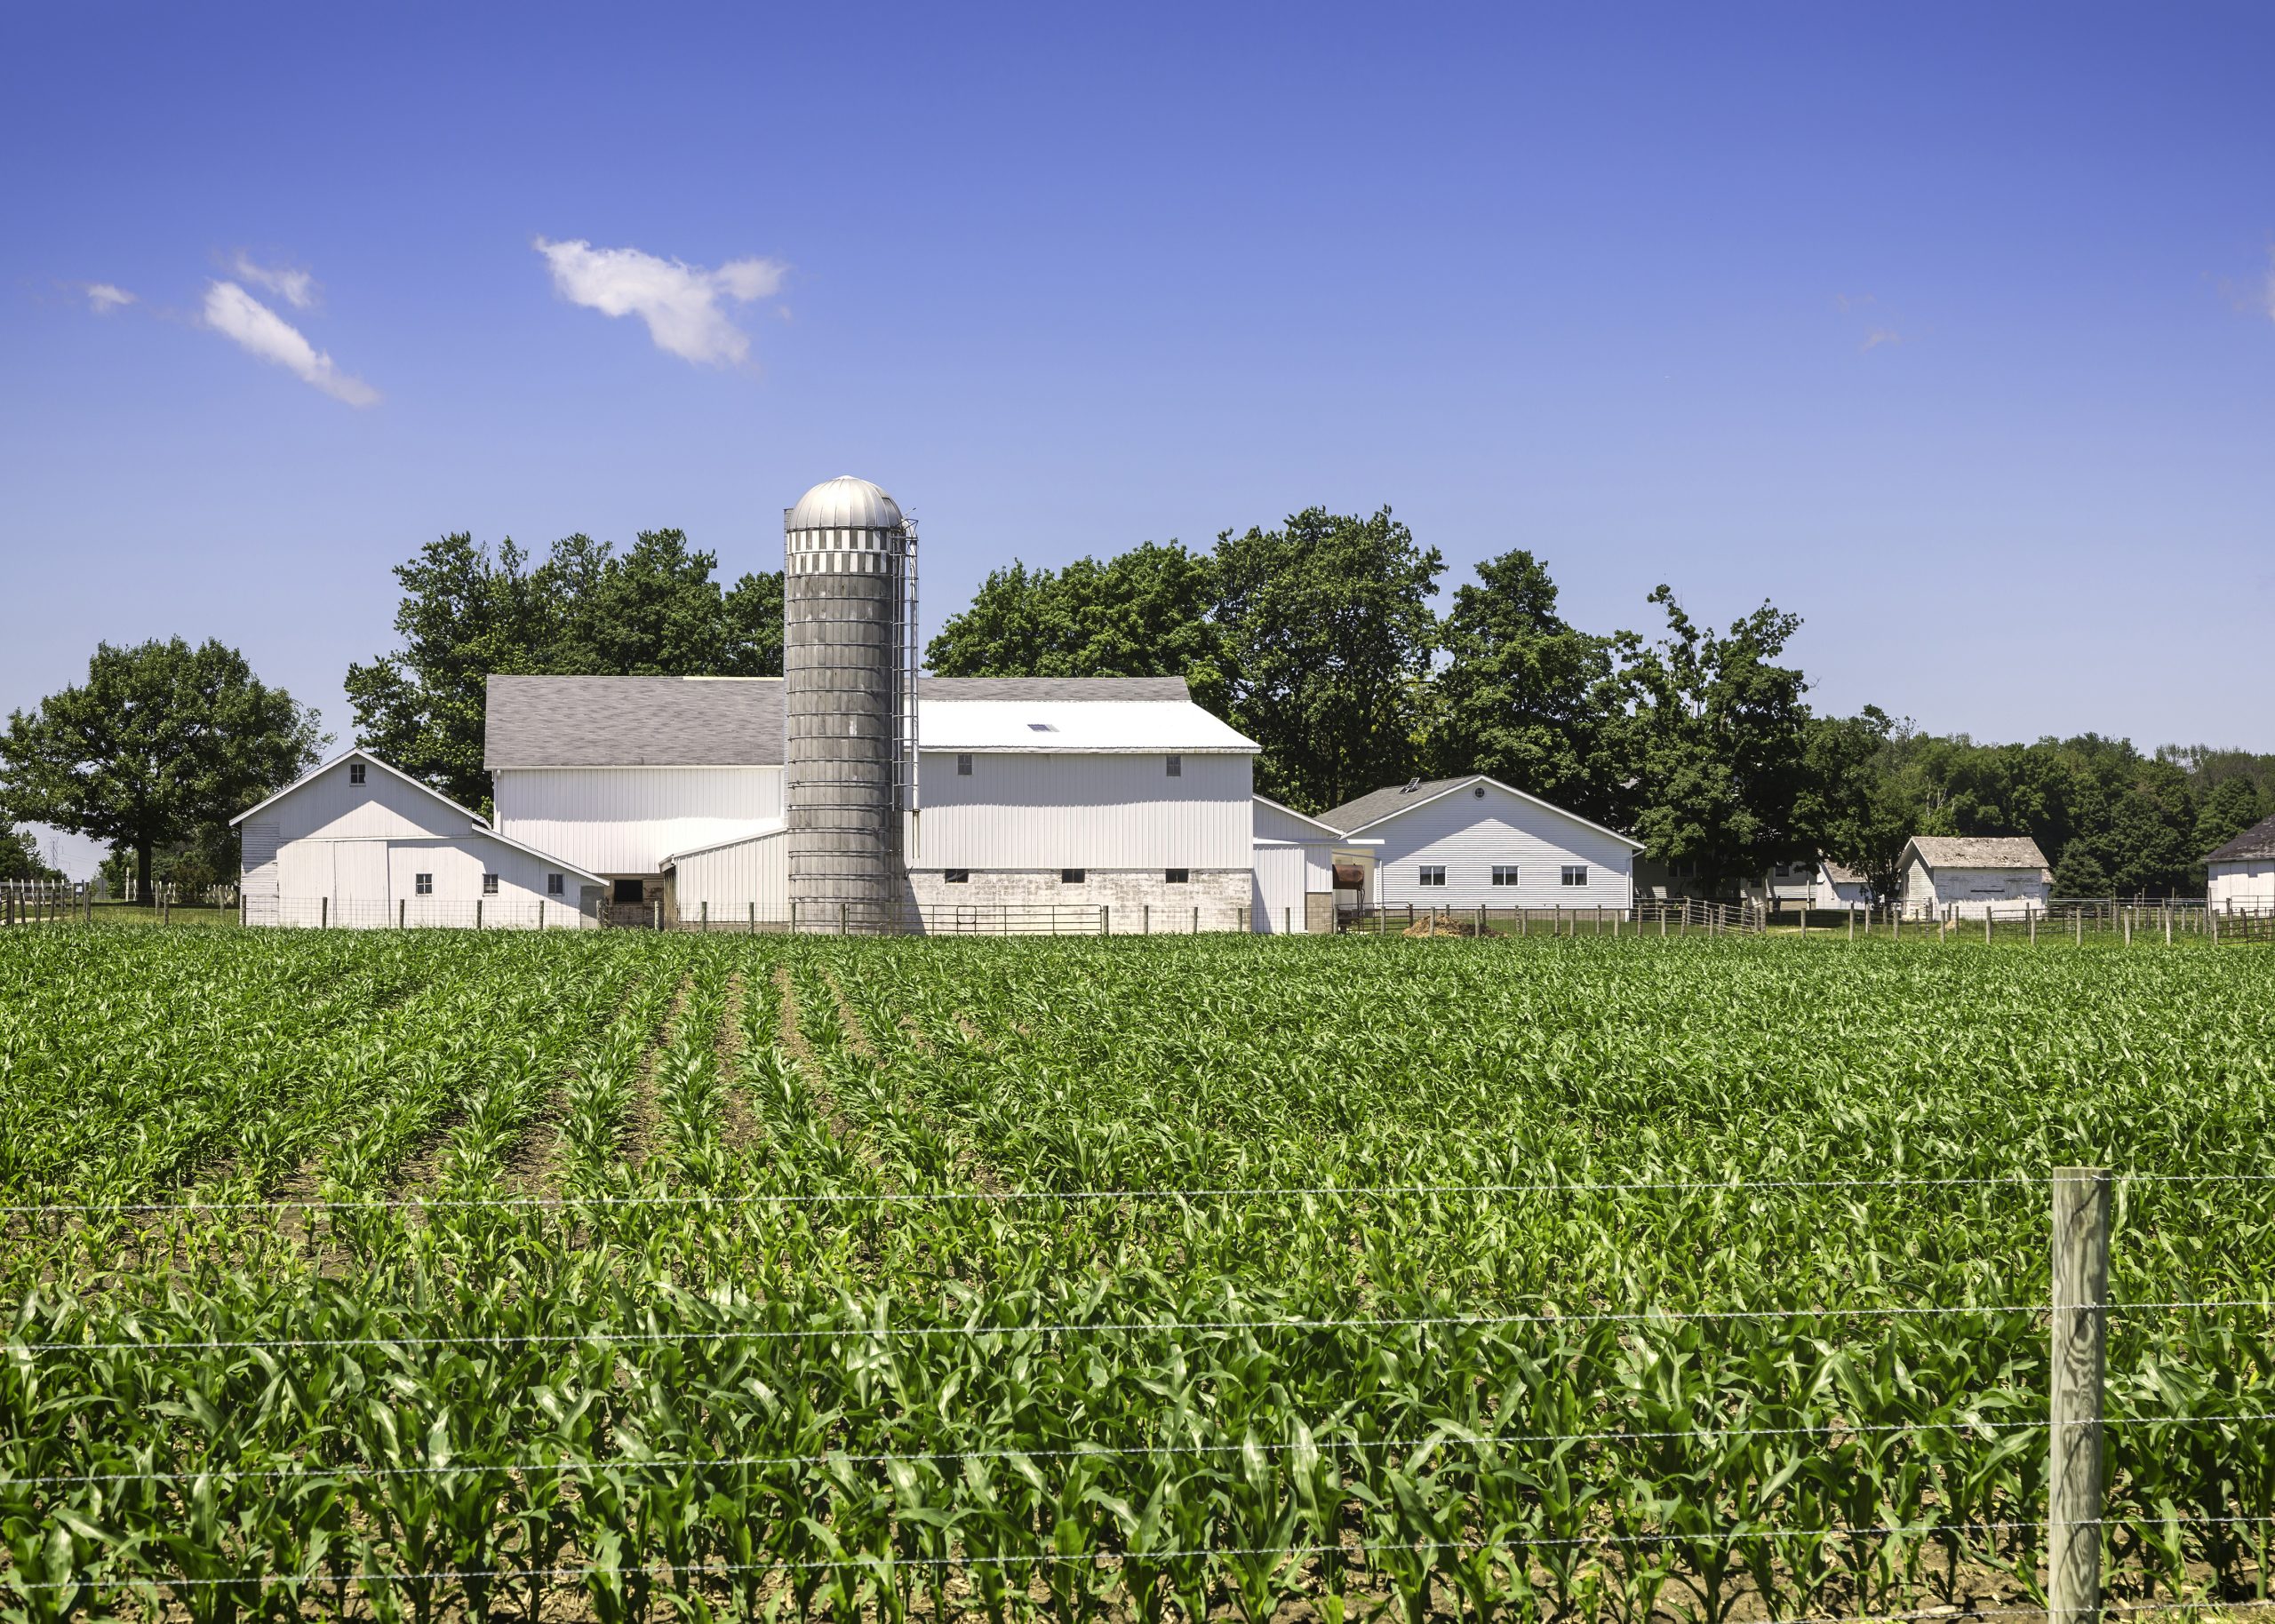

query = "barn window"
1418;865;1446;887
1491;865;1520;886
547;873;564;896
1561;864;1588;887
1060;868;1085;884
1165;868;1189;884
483;873;499;896
943;869;970;884
1166;755;1181;778
348;762;365;785
415;873;433;896
956;753;973;776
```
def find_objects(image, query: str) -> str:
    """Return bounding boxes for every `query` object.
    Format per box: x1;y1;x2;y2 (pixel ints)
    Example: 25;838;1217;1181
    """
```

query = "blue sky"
5;4;2272;875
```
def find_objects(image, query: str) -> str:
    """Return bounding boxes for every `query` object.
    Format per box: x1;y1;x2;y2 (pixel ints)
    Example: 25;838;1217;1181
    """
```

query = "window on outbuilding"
348;762;365;785
547;873;564;896
1418;865;1446;887
944;869;970;884
1166;755;1181;778
956;753;973;776
1165;868;1188;883
1060;868;1085;884
1561;864;1588;887
483;873;499;896
1491;865;1519;886
415;873;433;896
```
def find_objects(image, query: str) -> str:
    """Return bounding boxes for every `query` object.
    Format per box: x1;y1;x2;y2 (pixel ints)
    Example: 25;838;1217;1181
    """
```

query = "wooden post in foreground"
2049;1166;2111;1624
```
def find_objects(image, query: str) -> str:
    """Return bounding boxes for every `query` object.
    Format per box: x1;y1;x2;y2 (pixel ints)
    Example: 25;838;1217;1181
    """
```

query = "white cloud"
201;281;378;406
231;254;317;308
2264;249;2275;322
535;237;786;366
1861;327;1903;353
84;283;136;314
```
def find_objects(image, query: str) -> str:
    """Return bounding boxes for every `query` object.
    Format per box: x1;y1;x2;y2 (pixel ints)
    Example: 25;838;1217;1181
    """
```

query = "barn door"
332;840;390;927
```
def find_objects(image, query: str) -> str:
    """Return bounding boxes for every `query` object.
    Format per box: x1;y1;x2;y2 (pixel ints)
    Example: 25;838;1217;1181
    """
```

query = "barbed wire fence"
5;1166;2273;1619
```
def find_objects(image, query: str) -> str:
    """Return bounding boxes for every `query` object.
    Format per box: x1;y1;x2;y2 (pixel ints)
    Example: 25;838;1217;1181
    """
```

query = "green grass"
3;927;2271;1621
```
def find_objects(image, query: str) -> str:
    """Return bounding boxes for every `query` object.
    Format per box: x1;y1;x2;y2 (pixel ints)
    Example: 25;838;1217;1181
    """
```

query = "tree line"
4;510;2269;899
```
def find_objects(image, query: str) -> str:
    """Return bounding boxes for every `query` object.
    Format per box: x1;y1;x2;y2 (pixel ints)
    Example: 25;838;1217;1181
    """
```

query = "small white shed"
1249;794;1348;934
2206;814;2275;911
1316;775;1642;913
1897;835;2051;919
233;749;603;928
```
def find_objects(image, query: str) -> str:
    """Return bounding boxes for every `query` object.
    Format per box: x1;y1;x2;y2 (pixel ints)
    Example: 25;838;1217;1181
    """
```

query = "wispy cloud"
83;283;136;314
1861;327;1903;353
534;237;787;366
1834;292;1876;314
2263;249;2275;322
202;281;378;406
230;254;317;308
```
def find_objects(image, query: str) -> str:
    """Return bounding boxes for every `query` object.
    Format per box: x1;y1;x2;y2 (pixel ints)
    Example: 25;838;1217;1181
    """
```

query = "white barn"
1897;835;2051;919
2206;814;2275;911
232;749;604;928
1315;775;1641;914
1251;794;1357;934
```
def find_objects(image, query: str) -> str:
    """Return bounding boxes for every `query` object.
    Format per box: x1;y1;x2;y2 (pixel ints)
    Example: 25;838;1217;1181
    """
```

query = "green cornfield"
3;925;2271;1623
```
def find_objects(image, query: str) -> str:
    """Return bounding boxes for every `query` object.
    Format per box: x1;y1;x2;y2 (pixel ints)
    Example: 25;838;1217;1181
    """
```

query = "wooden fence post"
2050;1166;2111;1624
399;898;406;929
320;896;327;930
475;899;483;930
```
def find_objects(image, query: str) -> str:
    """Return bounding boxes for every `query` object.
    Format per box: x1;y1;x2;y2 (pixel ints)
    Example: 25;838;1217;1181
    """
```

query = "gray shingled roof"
920;676;1190;703
1903;835;2050;872
484;673;1196;768
485;677;785;768
2207;812;2275;865
1821;860;1868;885
1316;776;1476;835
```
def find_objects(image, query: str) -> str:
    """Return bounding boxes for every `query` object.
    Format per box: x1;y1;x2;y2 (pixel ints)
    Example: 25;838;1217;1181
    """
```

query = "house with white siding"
231;749;604;927
2206;814;2275;911
1897;835;2052;919
1314;775;1642;914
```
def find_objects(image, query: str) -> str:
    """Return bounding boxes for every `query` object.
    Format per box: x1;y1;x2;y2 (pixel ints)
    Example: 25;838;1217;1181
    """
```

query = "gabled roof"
1251;792;1346;840
1901;835;2050;872
2207;812;2275;865
922;676;1192;704
1318;775;1646;850
1821;860;1869;886
917;697;1256;753
486;676;785;769
660;820;788;866
231;748;484;828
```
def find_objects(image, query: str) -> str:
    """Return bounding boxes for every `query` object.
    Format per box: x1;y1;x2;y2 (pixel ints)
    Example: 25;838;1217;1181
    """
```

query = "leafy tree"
346;529;782;811
1212;507;1442;813
0;638;324;900
1622;589;1813;894
1791;707;1915;897
2053;840;2111;898
1424;549;1624;821
0;821;60;882
2194;775;2267;856
925;542;1221;689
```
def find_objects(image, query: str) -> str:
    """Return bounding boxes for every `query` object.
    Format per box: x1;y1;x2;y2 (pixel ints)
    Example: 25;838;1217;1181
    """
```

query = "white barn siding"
913;751;1250;870
2210;860;2275;909
1252;843;1311;933
492;767;783;876
1904;864;2051;918
670;831;789;925
1363;784;1636;910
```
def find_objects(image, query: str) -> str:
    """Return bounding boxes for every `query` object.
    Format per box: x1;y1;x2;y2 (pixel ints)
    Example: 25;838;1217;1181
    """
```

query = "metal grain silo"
783;475;917;931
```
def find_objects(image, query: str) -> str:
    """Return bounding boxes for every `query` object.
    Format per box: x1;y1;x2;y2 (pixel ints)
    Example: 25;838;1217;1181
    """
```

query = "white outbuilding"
1897;835;2052;919
1314;775;1642;915
233;749;605;928
2206;814;2275;911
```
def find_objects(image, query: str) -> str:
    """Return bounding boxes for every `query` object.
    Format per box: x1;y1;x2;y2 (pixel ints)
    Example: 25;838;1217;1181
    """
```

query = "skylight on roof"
1027;721;1056;731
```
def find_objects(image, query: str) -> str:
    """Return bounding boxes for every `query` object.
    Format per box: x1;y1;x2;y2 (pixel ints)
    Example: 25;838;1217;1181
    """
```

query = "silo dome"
786;474;903;532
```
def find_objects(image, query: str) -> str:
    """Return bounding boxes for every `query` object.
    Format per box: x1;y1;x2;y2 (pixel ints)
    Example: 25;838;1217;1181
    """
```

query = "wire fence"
8;1166;2275;1617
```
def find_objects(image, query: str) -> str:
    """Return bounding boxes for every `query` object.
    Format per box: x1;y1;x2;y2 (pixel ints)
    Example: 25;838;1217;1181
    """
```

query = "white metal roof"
916;700;1257;754
785;474;903;531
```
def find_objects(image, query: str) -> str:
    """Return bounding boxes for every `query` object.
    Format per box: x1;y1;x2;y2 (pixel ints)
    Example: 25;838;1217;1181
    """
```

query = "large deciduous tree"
1212;507;1442;813
924;542;1221;688
0;639;324;899
0;822;60;883
346;529;782;811
1424;549;1622;821
1622;589;1813;894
